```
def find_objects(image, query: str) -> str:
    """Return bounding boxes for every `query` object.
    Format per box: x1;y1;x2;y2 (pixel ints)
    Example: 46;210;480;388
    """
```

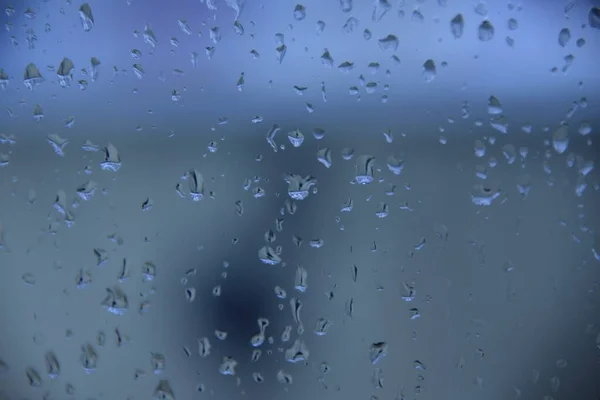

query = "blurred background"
0;0;599;399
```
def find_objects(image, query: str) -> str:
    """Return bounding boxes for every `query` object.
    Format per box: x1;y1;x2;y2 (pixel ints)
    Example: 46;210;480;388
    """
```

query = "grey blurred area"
1;0;600;399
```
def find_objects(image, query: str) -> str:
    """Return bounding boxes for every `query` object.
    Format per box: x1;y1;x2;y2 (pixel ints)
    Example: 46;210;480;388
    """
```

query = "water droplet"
474;2;488;15
57;57;74;87
315;20;326;36
552;125;569;154
500;145;516;165
22;272;36;285
33;104;44;121
281;325;292;342
378;34;398;51
151;352;166;374
213;329;228;341
209;27;221;44
100;142;121;172
197;337;211;357
340;0;353;12
258;246;281;265
294;265;308;292
338;61;354;74
422;59;436;82
578;121;592;136
589;6;600;28
219;356;238;375
314;318;333;335
26;367;42;387
153;379;175;400
142;261;157;281
342;147;355;160
450;14;464;38
185;287;196;302
277;369;293;384
276;44;287;64
284;173;317;200
285;339;309;363
47;134;69;157
478;20;495;41
178;19;192;35
372;0;391;22
488;95;503;114
293;4;306;20
45;351;60;379
78;3;94;32
489;115;508;134
317;147;333;168
290;297;304;333
558;28;571;47
88;57;101;82
274;286;287;299
80;343;98;373
470;183;501;206
414;238;426;251
386;156;404;175
474;139;486;157
100;286;129;315
550;376;560;393
369;342;388;364
355;155;376;184
76;268;92;289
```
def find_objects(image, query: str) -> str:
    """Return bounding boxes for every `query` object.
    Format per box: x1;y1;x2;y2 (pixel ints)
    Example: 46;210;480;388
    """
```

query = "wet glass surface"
0;1;599;399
